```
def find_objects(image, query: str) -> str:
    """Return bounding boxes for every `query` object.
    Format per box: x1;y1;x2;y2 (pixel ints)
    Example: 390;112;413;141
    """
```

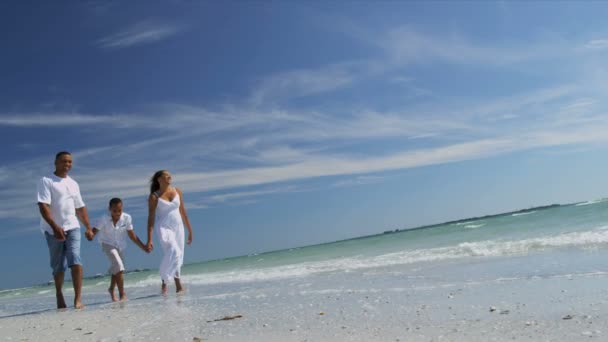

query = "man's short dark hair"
55;151;71;161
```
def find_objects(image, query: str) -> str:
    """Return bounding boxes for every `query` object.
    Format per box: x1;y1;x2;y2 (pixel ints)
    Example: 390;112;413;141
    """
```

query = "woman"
146;170;193;294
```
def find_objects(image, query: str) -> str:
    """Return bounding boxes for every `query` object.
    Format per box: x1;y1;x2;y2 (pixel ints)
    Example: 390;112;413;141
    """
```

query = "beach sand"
2;254;608;341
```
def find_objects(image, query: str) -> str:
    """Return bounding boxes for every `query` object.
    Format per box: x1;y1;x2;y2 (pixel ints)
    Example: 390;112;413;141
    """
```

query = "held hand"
85;229;94;241
187;233;193;245
145;241;154;253
53;228;66;241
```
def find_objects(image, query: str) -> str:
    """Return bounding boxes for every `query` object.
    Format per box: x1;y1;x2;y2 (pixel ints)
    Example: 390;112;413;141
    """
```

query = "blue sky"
3;1;608;288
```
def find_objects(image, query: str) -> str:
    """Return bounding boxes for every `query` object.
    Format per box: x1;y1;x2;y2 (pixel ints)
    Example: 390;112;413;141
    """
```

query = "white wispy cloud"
204;186;301;204
97;21;183;49
249;63;364;106
584;39;608;50
0;113;112;126
242;27;573;105
5;25;608;232
3;106;608;227
381;28;565;66
332;176;385;188
119;122;608;200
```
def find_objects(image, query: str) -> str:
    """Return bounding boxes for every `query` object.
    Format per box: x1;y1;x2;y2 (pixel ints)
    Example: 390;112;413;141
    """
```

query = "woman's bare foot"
175;278;184;294
108;287;118;302
119;294;128;302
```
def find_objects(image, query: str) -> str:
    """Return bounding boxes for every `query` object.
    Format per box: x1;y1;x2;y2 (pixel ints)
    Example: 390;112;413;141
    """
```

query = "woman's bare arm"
177;188;193;245
146;193;159;251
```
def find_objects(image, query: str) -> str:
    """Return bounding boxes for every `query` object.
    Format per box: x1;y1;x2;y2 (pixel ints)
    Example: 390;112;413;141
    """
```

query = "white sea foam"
576;198;608;206
464;224;485;229
455;221;478;226
130;229;608;287
512;211;537;217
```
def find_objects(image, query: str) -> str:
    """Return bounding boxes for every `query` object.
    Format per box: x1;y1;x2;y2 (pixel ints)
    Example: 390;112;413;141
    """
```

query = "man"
37;151;94;309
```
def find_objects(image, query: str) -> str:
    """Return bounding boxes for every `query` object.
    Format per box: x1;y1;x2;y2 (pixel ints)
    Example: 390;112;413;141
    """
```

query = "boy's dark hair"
55;151;71;160
109;198;123;208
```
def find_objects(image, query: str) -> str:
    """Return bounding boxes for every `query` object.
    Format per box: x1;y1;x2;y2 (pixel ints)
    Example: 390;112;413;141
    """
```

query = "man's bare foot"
108;288;118;302
161;283;168;296
56;293;67;309
74;300;85;309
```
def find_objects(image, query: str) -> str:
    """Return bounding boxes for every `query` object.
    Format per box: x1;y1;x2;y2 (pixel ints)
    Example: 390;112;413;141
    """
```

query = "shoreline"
3;251;608;341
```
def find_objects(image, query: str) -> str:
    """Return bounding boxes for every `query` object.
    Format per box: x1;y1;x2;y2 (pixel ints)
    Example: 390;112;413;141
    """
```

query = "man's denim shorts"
44;228;82;275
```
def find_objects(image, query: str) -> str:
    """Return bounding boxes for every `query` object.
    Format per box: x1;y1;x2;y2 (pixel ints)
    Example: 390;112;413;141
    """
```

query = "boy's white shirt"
95;212;133;251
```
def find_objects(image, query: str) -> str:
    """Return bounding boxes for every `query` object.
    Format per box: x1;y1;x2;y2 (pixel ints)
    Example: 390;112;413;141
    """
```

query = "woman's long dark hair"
150;170;167;194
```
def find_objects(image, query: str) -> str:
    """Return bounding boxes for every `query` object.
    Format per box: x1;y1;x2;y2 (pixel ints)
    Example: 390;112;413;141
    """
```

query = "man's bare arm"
38;203;65;241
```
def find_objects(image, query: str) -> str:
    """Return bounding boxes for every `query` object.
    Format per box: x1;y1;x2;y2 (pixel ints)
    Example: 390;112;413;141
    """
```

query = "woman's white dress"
155;193;185;282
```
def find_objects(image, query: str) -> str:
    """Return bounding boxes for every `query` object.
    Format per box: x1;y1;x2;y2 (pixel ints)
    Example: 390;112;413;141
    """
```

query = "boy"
87;198;148;301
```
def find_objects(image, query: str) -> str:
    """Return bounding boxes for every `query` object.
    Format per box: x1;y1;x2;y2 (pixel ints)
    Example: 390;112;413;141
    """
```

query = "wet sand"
2;262;608;341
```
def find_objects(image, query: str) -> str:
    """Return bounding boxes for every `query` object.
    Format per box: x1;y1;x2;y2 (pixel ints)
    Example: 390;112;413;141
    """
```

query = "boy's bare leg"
161;280;168;296
117;272;127;301
53;272;67;309
71;265;85;309
109;275;118;302
175;277;184;294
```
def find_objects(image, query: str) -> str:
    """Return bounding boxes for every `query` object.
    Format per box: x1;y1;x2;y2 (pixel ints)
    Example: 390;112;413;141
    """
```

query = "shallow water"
3;199;608;321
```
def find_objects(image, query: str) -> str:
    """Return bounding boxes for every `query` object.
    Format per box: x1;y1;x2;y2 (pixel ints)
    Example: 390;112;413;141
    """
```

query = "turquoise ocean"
3;198;608;318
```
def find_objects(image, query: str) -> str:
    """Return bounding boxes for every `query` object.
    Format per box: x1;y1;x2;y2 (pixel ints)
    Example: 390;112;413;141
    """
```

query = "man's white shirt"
37;174;85;234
